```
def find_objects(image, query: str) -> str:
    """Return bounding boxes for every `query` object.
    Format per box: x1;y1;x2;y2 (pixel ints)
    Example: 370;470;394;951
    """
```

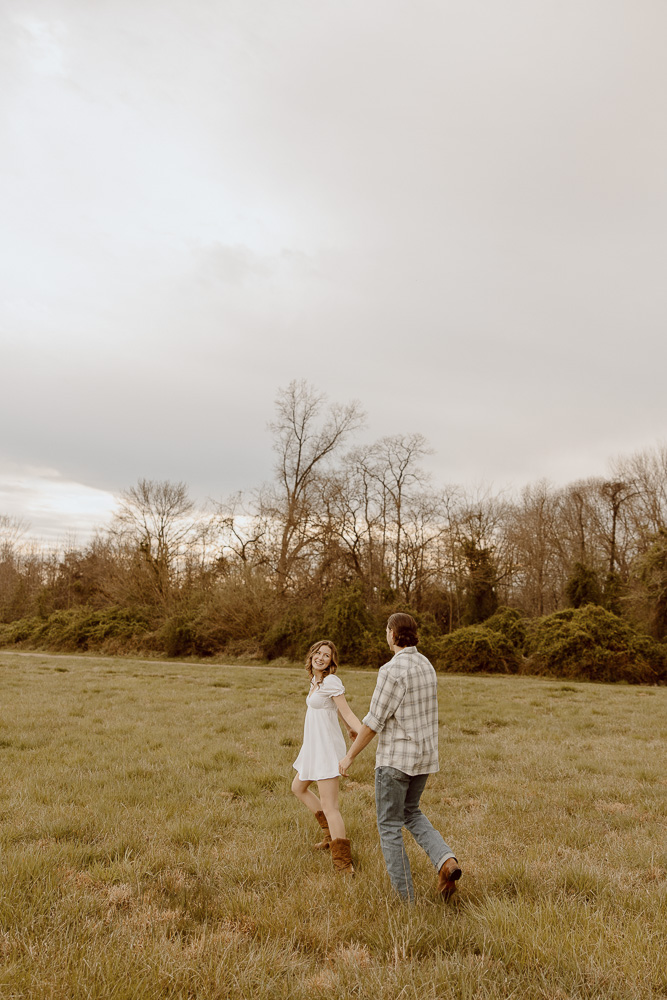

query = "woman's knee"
291;776;307;797
317;780;339;812
319;792;340;820
321;803;341;822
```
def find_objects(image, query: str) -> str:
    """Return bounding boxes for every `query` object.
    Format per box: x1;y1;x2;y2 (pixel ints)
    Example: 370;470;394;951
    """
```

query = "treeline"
1;382;666;682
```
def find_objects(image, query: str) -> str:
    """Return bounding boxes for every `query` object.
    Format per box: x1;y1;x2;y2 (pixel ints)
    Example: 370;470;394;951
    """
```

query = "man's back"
363;645;439;776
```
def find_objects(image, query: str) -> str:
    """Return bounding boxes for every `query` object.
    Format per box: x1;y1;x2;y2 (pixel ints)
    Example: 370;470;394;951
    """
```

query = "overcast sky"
2;0;666;543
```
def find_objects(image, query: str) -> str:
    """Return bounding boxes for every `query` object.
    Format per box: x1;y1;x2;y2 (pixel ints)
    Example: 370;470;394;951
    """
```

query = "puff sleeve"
320;674;345;698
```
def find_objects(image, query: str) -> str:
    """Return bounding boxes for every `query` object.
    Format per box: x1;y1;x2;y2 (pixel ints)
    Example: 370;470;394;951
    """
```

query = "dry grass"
0;651;665;999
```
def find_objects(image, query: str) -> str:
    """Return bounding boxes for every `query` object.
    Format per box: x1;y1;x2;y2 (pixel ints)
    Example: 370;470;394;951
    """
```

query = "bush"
0;616;42;646
629;529;667;640
0;606;153;653
157;614;196;658
191;572;280;657
565;563;602;608
524;604;666;684
419;586;456;634
261;606;316;661
354;627;390;667
434;625;521;674
321;582;372;661
460;540;499;625
483;606;527;648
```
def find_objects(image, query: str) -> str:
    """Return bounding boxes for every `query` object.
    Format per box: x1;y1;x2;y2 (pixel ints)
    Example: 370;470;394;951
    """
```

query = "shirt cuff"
362;712;383;733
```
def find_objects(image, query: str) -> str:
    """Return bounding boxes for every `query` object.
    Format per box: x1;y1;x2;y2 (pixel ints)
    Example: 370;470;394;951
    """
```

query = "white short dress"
293;674;347;781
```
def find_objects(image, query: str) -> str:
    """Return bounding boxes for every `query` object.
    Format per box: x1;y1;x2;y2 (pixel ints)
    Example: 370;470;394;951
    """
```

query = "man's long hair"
387;613;419;648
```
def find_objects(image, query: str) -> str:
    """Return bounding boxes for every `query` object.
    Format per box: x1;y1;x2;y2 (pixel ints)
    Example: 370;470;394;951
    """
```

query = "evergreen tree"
460;539;498;625
602;570;624;615
564;562;602;608
633;529;667;639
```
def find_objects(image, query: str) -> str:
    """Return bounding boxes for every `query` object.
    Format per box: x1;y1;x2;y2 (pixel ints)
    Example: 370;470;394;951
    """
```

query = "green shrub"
0;616;42;645
261;606;315;661
321;582;372;661
434;625;521;674
0;606;153;653
193;572;279;657
157;614;196;657
564;562;602;608
189;612;228;657
524;604;666;684
629;528;667;639
460;538;499;624
484;606;527;648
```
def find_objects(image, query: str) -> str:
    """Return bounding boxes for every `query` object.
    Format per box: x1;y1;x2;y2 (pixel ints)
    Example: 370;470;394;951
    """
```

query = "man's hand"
339;754;353;776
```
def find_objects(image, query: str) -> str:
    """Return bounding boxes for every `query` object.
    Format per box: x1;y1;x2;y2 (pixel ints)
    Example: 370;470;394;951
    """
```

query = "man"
338;612;461;903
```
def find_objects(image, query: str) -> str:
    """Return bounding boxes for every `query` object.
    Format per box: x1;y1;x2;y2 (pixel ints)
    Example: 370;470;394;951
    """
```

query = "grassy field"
0;651;665;999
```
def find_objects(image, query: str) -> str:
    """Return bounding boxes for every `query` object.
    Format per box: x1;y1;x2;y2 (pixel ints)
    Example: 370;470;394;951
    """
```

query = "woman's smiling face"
312;645;333;673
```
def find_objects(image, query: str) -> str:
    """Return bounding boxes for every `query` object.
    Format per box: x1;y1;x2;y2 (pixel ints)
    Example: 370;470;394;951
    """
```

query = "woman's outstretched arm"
338;725;377;775
332;693;363;739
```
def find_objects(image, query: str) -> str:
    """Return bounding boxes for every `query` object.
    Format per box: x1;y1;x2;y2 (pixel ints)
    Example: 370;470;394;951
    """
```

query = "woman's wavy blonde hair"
305;639;339;685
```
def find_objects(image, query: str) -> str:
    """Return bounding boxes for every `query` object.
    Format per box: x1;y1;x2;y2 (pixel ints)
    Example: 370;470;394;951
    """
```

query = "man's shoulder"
380;647;435;676
395;646;432;665
376;655;408;683
396;647;437;683
414;648;436;670
377;657;398;677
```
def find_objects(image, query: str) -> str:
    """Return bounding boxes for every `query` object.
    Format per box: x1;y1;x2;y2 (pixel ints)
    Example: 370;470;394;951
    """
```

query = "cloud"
14;15;68;78
1;0;666;537
0;465;116;545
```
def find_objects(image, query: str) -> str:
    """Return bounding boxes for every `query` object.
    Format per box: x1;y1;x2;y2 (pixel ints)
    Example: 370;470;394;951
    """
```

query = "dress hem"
293;764;341;781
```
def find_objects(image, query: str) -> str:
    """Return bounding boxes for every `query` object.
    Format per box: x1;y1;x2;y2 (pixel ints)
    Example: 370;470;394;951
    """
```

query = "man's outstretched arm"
338;724;377;775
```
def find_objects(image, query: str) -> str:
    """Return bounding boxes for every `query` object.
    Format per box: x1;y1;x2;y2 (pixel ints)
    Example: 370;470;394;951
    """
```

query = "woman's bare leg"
291;775;324;815
317;777;346;840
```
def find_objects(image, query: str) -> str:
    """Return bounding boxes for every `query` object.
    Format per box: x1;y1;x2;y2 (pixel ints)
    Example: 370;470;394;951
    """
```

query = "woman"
291;639;362;874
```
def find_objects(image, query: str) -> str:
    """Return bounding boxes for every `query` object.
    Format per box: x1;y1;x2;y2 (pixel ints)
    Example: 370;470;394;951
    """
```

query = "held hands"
338;755;353;776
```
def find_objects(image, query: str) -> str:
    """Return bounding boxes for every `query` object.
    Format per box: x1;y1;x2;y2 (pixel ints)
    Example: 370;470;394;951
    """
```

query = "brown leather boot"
330;838;355;875
313;810;332;850
437;857;462;899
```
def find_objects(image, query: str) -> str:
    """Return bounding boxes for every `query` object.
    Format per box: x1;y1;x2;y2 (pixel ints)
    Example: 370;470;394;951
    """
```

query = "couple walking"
291;612;462;903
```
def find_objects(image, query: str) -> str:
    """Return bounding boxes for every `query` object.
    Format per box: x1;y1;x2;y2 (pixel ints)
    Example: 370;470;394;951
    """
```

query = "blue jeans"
375;766;456;902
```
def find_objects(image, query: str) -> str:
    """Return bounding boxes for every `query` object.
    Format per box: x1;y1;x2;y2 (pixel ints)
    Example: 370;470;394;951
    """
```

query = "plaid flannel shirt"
362;646;439;776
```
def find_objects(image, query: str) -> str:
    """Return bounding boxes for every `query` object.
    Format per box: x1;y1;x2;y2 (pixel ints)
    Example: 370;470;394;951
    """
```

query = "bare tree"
397;490;446;606
210;492;268;569
371;434;432;594
339;434;432;597
612;444;667;550
315;466;371;584
553;479;607;578
596;479;639;576
265;380;364;589
112;479;198;604
506;481;560;615
0;514;29;562
0;515;32;620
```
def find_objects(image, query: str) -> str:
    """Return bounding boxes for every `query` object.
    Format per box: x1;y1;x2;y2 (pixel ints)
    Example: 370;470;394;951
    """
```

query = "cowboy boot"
437;857;462;899
330;838;355;875
312;810;332;850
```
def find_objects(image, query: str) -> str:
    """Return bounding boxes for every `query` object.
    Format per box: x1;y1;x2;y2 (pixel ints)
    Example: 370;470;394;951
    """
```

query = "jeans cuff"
436;851;457;870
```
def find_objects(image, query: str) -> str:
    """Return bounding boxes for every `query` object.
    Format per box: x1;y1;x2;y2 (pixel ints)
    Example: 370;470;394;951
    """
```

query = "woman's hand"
339;754;353;776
